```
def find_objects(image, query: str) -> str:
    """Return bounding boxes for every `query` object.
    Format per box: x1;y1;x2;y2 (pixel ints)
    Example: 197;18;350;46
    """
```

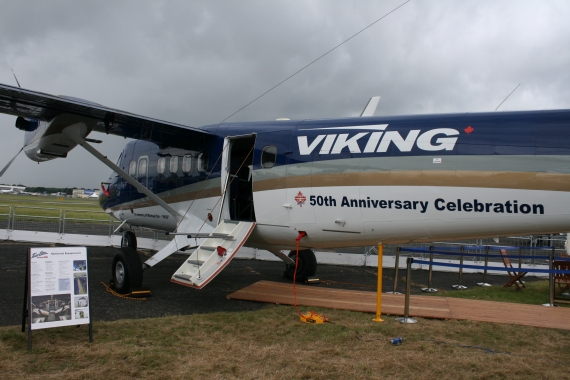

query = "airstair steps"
173;274;192;281
171;220;256;289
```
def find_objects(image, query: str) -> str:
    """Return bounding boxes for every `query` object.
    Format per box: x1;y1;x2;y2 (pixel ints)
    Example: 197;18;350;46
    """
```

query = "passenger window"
129;160;137;176
197;153;208;173
157;157;166;174
182;155;192;174
138;157;148;177
261;145;277;168
170;156;179;174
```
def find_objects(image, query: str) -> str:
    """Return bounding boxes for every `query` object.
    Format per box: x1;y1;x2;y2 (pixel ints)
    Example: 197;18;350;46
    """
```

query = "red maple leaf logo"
294;191;307;207
464;126;474;134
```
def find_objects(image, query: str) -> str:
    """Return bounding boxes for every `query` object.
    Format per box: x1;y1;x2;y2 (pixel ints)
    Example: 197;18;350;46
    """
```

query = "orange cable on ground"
100;282;147;301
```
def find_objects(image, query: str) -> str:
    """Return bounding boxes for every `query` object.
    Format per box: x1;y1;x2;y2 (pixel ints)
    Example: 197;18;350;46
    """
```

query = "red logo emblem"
464;125;474;134
294;191;307;207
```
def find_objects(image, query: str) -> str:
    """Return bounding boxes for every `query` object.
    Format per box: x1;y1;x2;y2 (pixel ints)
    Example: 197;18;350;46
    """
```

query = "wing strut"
62;123;183;221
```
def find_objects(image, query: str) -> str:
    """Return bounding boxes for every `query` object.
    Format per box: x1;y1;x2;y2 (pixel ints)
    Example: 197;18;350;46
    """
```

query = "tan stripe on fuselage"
254;170;570;192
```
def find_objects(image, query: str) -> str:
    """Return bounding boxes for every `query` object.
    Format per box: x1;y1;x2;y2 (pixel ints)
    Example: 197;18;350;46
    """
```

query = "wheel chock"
300;311;328;324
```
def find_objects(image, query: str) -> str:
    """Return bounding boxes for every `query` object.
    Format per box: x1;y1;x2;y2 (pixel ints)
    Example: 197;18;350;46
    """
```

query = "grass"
422;279;569;306
1;306;569;379
0;193;108;222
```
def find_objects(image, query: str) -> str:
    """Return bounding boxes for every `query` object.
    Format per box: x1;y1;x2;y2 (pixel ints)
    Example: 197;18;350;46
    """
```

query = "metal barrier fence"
364;235;567;267
0;205;11;230
62;209;115;236
1;206;174;242
12;206;62;233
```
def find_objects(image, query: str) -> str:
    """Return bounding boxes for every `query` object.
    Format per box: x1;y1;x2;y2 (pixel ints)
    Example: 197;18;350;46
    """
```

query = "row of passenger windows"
126;147;276;178
128;154;208;177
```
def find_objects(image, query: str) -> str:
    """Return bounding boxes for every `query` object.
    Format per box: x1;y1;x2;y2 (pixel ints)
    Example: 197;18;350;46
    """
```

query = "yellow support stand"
373;243;385;323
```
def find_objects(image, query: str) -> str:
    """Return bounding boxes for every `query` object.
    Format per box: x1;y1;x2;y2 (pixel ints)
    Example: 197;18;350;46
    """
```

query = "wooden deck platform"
227;280;570;330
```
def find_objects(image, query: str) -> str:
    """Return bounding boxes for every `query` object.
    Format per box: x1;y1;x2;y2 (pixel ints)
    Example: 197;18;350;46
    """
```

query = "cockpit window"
129;160;137;176
261;145;277;168
170;156;179;174
182;155;192;174
157;157;166;174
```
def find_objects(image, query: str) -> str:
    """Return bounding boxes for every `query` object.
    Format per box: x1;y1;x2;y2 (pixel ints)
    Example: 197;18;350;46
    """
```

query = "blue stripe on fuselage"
205;108;570;168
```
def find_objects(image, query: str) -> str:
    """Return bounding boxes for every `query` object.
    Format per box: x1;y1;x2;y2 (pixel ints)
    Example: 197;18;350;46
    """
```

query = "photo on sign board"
75;309;89;319
73;272;88;295
73;260;87;271
74;296;88;308
31;294;72;324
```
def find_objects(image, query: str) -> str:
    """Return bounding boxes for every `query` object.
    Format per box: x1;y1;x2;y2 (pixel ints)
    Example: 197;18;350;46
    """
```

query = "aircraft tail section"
171;220;256;289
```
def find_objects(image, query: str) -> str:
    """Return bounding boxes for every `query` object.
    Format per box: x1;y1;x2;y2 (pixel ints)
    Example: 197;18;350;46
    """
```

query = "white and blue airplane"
1;83;569;293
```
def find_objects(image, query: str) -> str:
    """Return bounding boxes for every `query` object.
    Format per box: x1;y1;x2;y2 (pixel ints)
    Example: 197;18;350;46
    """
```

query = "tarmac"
0;241;539;327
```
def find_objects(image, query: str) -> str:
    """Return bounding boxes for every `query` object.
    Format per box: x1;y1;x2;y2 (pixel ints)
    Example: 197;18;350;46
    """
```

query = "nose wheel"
111;247;143;294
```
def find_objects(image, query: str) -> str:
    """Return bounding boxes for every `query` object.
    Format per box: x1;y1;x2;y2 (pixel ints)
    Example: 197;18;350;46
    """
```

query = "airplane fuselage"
100;109;570;250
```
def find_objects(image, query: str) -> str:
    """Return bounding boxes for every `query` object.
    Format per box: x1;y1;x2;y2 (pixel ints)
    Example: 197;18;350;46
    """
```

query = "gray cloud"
1;0;569;188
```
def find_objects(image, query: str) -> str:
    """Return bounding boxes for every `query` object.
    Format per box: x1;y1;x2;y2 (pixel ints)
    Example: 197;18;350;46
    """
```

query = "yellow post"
373;243;385;322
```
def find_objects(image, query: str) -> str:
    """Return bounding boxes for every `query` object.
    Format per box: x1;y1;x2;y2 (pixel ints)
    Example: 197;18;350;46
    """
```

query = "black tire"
121;230;137;250
112;247;143;294
285;249;317;281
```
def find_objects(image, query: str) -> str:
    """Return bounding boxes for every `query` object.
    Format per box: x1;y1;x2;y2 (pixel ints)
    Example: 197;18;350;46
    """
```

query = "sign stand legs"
22;257;28;333
23;249;32;350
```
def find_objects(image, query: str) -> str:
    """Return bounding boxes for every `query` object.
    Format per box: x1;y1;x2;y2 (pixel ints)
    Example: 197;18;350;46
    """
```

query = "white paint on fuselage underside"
251;186;570;249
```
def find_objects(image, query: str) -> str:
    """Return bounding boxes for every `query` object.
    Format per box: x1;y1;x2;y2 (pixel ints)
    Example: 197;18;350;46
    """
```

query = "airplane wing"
0;83;213;150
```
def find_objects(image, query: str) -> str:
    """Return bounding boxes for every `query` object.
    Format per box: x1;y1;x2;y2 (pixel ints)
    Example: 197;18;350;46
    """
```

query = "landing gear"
112;247;143;294
121;230;137;250
285;249;317;281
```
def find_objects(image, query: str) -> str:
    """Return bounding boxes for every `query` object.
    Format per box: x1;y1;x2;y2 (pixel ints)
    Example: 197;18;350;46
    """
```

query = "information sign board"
28;247;90;330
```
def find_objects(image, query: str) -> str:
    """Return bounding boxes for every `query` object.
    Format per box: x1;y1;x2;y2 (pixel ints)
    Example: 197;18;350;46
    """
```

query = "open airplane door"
218;134;257;223
251;129;291;227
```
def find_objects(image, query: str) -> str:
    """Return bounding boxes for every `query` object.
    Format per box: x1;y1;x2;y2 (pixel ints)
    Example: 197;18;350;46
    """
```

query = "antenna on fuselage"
360;96;381;117
11;69;21;88
494;84;520;111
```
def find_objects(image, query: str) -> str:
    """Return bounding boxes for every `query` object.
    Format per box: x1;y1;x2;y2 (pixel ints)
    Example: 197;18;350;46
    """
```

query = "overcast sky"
1;0;569;188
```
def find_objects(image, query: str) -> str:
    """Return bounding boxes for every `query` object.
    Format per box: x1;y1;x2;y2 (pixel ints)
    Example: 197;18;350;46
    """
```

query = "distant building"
72;189;100;198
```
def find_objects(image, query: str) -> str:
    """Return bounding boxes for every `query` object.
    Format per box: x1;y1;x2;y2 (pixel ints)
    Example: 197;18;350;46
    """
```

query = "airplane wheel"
285;249;317;281
121;230;137;250
112;247;143;294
